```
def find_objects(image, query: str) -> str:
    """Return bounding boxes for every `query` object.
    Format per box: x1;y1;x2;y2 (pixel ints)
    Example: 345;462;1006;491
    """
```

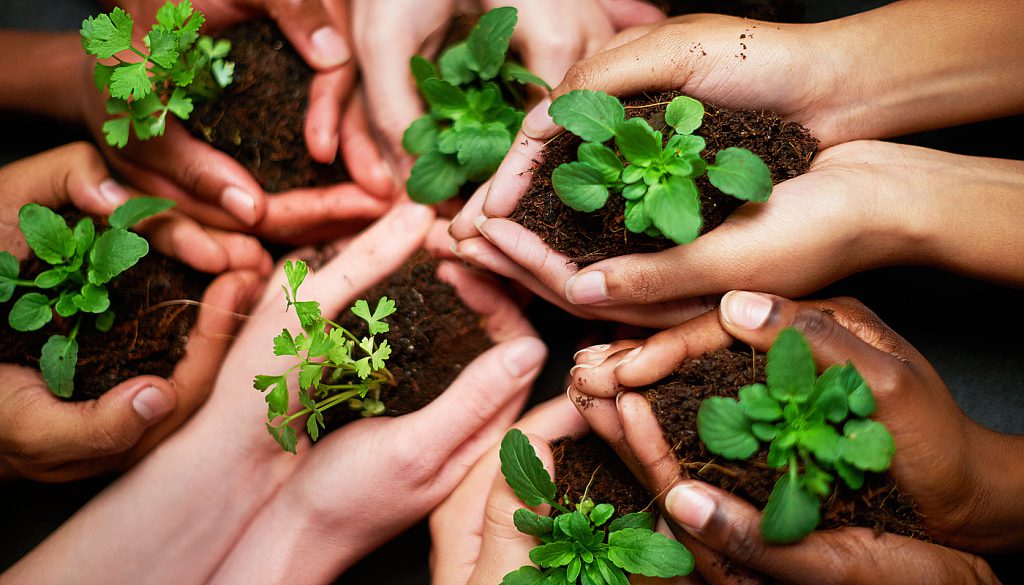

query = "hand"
0;143;269;481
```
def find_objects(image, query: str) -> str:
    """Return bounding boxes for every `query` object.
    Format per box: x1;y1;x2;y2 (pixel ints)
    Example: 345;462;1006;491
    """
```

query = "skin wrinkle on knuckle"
718;512;766;568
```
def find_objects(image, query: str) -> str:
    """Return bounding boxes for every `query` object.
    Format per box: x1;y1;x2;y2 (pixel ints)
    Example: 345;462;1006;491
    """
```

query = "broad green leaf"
607;528;694;577
299;363;323;390
109;196;175;229
437;43;475;85
530;541;575;568
40;335;78;398
559;511;593;543
109;62;152;100
147;28;179;68
499;428;557;507
166;87;194;119
81;8;134;59
34;269;67;289
402;115;439;156
284;259;308;298
103;117;131;148
552;162;610;213
707;147;772;202
646;175;701;245
456;122;512;181
810;380;849;424
88;229;148;285
666;134;707;160
514;508;554;536
0;252;19;302
467;6;517;80
738;383;782;421
502;566;545;585
567;557;582;582
55;292;78;318
19;204;75;265
840;419;894;472
9;293;53;331
422;78;469;119
623;198;651;235
436;128;458;154
766;328;816;402
589;503;615;526
407;150;466;204
798;424;842;464
803;465;834;498
549;90;625;143
73;217;96;258
837;363;876;417
578;143;623;184
608;511;654;532
614;118;661;166
595;557;630;585
760;473;820;543
500;61;551;90
95;309;115;332
411;54;442;87
664;96;704;135
663;157;694;177
75;283;110;313
835;458;865;490
273;329;298;357
267;423;297;454
370;341;391;370
94;63;117;91
293;300;323;334
697;396;758;459
751;421;780;442
766;433;793;467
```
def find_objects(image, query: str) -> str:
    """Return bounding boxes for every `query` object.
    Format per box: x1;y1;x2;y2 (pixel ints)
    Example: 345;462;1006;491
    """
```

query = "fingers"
305;68;354;164
254;183;392;244
259;0;351;70
598;0;666;29
136;212;272;275
340;91;396;198
482;129;545;215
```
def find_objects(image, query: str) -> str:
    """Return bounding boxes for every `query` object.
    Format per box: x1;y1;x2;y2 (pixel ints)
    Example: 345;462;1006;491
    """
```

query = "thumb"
258;0;350;70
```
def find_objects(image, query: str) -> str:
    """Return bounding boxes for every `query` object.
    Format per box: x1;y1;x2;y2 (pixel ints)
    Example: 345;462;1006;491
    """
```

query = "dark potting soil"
510;92;819;266
0;213;210;402
550;434;653;520
185;20;349;192
641;348;925;538
320;251;493;429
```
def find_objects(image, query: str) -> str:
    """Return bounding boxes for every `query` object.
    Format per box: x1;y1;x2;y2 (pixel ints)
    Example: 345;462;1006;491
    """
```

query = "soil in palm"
551;434;653;521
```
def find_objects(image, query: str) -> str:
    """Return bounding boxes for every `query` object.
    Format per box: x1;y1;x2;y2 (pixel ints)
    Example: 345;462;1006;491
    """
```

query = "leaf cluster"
499;429;694;584
549;91;773;244
403;7;550;204
697;328;895;543
81;0;234;148
0;198;175;397
254;260;397;453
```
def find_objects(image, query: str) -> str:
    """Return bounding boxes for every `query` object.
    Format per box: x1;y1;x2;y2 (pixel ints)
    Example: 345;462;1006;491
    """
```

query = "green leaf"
500;428;557;507
502;566;545;585
211;59;234;88
666;134;707;160
422;78;469;119
156;0;194;30
835;458;865;490
147;27;179;68
766;327;816;403
103;117;131;148
55;292;78;318
284;259;308;299
255;374;289;419
95;309;115;332
614;118;662;166
589;503;615;527
697;396;758;459
623;198;651;234
607;528;694;577
351;297;396;336
760;474;820;544
93;63;117;91
88;229;148;285
707;147;772;202
799;424;842;464
608;511;654;532
514;508;555;536
0;252;19;303
411;54;442;87
299;363;323;390
109;62;152;100
306;412;321;441
664;96;704;135
267;423;297;454
307;330;332;358
75;283;110;314
437;43;475;85
837;364;876;417
738;383;783;421
273;329;299;357
73;217;96;259
407;150;466;204
552;162;610;213
33;269;66;289
456;122;512;181
577;143;623;184
81;8;134;59
109;197;175;229
9;293;53;331
840;419;895;472
467;6;517;80
549;90;625;143
810;378;849;424
40;335;78;398
751;421;780;442
500;61;551;90
559;511;594;544
370;340;391;370
402;115;439;156
595;557;629;585
166;87;194;119
646;175;701;245
293;301;323;334
530;541;575;568
19;204;75;265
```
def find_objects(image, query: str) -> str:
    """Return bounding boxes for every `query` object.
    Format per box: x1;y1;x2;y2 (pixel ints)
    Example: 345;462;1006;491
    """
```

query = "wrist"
964;429;1024;552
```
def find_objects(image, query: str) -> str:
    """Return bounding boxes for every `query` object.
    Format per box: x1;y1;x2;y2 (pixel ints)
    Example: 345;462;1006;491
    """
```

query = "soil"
320;251;494;429
0;211;211;402
510;91;819;266
550;434;653;520
184;20;350;192
656;0;804;22
640;348;926;538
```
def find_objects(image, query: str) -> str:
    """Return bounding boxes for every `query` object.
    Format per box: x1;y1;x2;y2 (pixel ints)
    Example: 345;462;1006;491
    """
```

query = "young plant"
0;198;176;397
402;7;550;203
697;328;896;543
499;429;694;584
81;0;234;148
254;260;398;453
549;90;772;245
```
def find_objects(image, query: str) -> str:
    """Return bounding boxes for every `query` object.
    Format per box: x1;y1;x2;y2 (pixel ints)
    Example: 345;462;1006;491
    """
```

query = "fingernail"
394;203;432;231
502;338;546;377
566;271;607;305
221;186;258;226
132;385;173;422
98;178;130;206
474;215;488;230
573;343;610;361
522;97;554;139
311;26;350;68
448;239;459;256
618;347;642;367
721;290;773;330
666;483;715;531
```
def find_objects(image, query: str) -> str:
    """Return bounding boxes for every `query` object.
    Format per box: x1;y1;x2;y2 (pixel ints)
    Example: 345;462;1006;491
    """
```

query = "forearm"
0;31;87;122
966;428;1024;552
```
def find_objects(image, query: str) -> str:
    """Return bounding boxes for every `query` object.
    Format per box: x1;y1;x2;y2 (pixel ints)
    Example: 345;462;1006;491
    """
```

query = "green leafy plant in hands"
254;260;398;454
0;198;176;398
402;7;551;204
697;328;895;543
499;429;694;584
81;0;234;148
549;90;773;245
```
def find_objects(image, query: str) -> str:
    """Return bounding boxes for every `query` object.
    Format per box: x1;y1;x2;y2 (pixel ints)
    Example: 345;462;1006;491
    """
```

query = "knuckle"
390;434;443;486
560;61;595;93
790;305;839;345
720;518;765;566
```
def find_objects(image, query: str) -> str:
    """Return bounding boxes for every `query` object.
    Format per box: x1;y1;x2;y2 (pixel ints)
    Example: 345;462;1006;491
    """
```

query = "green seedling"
81;0;233;148
0;198;176;397
549;90;772;244
697;328;895;543
254;260;398;453
403;7;550;203
499;429;694;584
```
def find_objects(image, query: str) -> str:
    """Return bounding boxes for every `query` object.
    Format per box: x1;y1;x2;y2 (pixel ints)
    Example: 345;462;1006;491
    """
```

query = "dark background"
0;0;1021;582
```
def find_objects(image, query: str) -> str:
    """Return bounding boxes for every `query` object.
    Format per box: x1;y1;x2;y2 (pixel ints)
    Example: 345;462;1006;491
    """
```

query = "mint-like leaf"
407;150;466;204
707;147;772;202
88;229;148;285
607;528;694;578
697;396;758;459
109;197;175;229
760;474;820;544
40;335;78;398
9;293;53;332
552;162;611;213
19;204;75;265
646;175;701;245
664;95;704;135
467;6;516;80
499;429;557;507
549;90;625;143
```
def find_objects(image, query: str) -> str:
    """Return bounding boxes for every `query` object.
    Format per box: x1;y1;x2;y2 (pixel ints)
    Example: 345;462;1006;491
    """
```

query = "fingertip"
221;185;262;226
565;271;608;305
720;290;776;332
131;383;175;424
501;337;547;378
665;482;716;532
521;97;555;140
173;223;229;274
310;26;351;69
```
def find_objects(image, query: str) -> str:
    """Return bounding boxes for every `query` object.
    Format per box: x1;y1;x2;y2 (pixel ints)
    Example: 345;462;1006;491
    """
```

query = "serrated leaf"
552;162;610;213
766;327;816;402
607;511;654;532
666;133;706;160
75;283;110;314
467;6;516;80
299;363;323;390
402;115;439;156
530;541;575;568
595;557;629;585
73;217;95;259
109;62;152;100
94;63;117;91
166;87;194;119
664;96;704;135
9;293;53;332
19;204;75;265
306;414;321;441
307;330;332;358
267;423;297;454
81;8;134;59
811;379;849;424
257;375;289;419
156;0;193;30
351;297;396;336
514;508;554;536
760;474;820;544
577;143;623;184
708;147;772;202
407;150;466;204
370;340;391;370
273;329;298;357
456;122;511;181
751;421;780;442
103;117;131;148
607;528;694;577
88;229;148;285
502;566;545;585
500;61;551;90
211;59;234;88
437;43;475;85
614;118;661;166
147;28;179;68
697;396;758;459
284;259;308;299
0;252;19;303
109;197;175;229
738;383;783;421
798;424;842;464
500;429;557;507
294;301;323;334
589;503;614;526
646;175;701;245
839;419;894;472
422;78;468;119
549;90;625;143
411;54;441;88
40;335;78;398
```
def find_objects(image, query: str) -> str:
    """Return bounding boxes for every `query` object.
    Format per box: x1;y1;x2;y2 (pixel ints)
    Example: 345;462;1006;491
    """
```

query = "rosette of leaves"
254;260;398;454
499;429;694;584
0;198;176;398
402;7;550;203
81;0;234;148
697;328;896;543
549;90;773;244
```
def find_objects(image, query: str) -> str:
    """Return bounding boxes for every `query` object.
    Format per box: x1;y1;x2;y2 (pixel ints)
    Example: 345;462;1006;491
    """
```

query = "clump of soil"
185;20;349;192
0;212;211;401
641;348;925;538
320;251;494;429
551;434;653;520
510;92;819;266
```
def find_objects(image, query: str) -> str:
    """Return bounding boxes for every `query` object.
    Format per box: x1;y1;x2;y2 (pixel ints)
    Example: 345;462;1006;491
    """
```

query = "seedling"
254;260;398;453
0;198;176;397
403;7;550;203
81;0;233;148
549;90;772;245
499;429;694;584
697;328;895;543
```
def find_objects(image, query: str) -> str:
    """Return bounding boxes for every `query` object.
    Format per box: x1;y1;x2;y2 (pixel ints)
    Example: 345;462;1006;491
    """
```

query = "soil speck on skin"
552;434;653;520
